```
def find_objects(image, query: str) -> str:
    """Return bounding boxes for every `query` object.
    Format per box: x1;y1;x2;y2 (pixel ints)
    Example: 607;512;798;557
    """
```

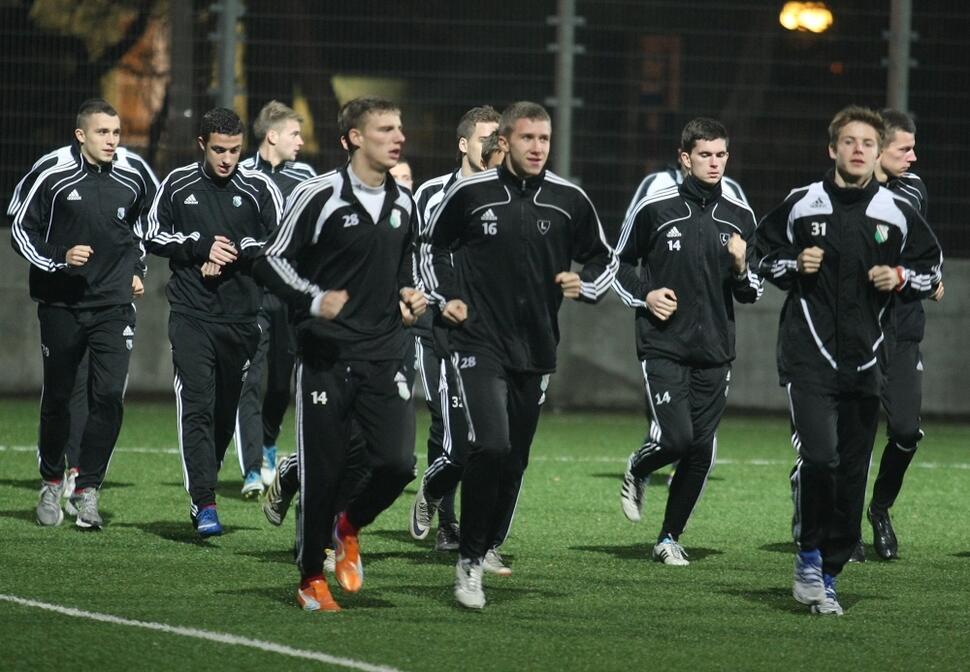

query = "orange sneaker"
297;576;341;612
333;518;364;593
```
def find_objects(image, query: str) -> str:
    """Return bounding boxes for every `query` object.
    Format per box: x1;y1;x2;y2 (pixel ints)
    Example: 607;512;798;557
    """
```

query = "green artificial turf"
1;400;969;671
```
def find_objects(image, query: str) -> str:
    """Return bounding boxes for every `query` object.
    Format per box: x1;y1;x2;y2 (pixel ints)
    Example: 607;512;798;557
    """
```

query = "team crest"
874;224;889;244
389;210;402;229
537;219;551;235
232;195;242;208
719;232;730;246
117;207;126;219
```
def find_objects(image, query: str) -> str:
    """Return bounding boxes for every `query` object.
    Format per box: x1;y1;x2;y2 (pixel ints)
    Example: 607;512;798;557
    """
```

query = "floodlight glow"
779;2;834;34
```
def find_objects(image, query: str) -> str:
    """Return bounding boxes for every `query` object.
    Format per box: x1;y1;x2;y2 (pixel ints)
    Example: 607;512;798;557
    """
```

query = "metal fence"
2;1;968;255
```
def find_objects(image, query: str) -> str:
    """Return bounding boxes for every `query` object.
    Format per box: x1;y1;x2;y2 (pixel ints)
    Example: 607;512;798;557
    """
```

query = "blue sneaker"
196;506;223;537
241;469;264;499
811;573;844;615
793;549;825;605
260;446;277;487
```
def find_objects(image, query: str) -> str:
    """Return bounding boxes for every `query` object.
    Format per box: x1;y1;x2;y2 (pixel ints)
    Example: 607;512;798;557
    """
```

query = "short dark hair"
199;107;244;142
456;106;501;142
880;108;917;138
253;100;302;142
481;131;502;166
337;97;400;154
828;105;885;150
499;101;551;138
76;98;118;130
679;118;728;154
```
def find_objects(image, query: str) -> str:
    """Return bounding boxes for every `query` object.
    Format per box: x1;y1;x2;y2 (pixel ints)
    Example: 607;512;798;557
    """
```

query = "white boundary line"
0;594;404;672
2;444;970;470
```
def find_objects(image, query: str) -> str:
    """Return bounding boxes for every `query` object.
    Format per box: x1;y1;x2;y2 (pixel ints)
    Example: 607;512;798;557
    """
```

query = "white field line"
1;444;970;470
0;594;403;672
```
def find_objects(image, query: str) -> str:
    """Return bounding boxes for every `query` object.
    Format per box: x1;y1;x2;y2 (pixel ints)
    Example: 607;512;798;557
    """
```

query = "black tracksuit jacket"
144;161;283;323
254;164;417;361
756;170;943;395
612;175;763;366
420;165;616;374
412;170;460;343
239;152;317;200
883;172;934;343
9;142;154;307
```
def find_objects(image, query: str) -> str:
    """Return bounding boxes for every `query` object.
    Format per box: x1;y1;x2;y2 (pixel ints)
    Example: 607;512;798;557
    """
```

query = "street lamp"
779;2;834;33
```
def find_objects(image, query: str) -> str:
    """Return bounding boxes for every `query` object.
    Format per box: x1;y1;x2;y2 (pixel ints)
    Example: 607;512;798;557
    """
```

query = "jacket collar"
497;163;545;193
823;168;879;205
339;163;402;223
72;140;114;174
679;174;721;207
251;150;287;174
200;160;237;184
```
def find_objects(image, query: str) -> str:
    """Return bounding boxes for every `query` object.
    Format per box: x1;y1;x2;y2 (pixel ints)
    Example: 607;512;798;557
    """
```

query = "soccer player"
614;118;762;566
235;100;316;498
390;158;413;191
624;154;750;221
10;98;153;529
757;106;942;615
410;105;501;554
864;109;943;560
419;101;616;609
144;107;283;536
479;130;505;169
255;96;426;612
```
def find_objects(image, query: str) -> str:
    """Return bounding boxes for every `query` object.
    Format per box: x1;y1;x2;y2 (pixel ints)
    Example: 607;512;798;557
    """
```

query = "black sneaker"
847;539;865;563
867;504;898;560
435;522;460;552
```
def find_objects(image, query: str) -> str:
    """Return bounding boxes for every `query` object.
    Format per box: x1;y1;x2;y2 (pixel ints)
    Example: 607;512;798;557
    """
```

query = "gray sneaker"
36;480;64;527
261;467;290;526
72;489;103;530
409;478;442;540
483;548;512;576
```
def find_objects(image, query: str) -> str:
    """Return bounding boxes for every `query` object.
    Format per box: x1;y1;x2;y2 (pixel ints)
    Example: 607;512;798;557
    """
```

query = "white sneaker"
36;480;64;527
620;455;645;522
483;548;512;576
324;548;336;574
793;549;826;605
454;558;485;609
652;535;689;566
409;478;441;540
810;574;844;616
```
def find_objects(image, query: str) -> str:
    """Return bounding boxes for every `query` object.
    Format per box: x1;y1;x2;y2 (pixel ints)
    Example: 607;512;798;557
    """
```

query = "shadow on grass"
725;586;881;614
589;472;674;486
225;585;398;610
571;543;723;562
236;548;295;566
760;542;796;554
369;529;420;544
0;509;41;524
112;520;259;545
954;551;970;558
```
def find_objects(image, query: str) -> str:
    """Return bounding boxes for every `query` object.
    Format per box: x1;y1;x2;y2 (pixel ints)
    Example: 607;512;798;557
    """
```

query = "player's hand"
931;281;944;302
727;233;747;274
201;261;222;278
868;265;899;292
796;246;824;274
441;299;468;325
66;245;93;267
400;287;428;319
646;288;678;321
400;301;419;327
131;275;144;298
555;271;582;299
209;235;237;266
312;289;349;320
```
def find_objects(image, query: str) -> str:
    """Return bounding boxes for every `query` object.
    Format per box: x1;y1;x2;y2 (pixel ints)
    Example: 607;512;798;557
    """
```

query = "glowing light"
779;2;834;34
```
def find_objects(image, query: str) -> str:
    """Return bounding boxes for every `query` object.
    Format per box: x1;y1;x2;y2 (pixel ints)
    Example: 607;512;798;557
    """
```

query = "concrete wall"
1;241;966;416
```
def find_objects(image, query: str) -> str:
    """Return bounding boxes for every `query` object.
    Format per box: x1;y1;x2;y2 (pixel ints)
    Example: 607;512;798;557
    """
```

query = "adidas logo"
122;326;134;337
810;197;825;209
184;194;199;205
666;226;682;238
67;189;82;201
480;208;498;222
